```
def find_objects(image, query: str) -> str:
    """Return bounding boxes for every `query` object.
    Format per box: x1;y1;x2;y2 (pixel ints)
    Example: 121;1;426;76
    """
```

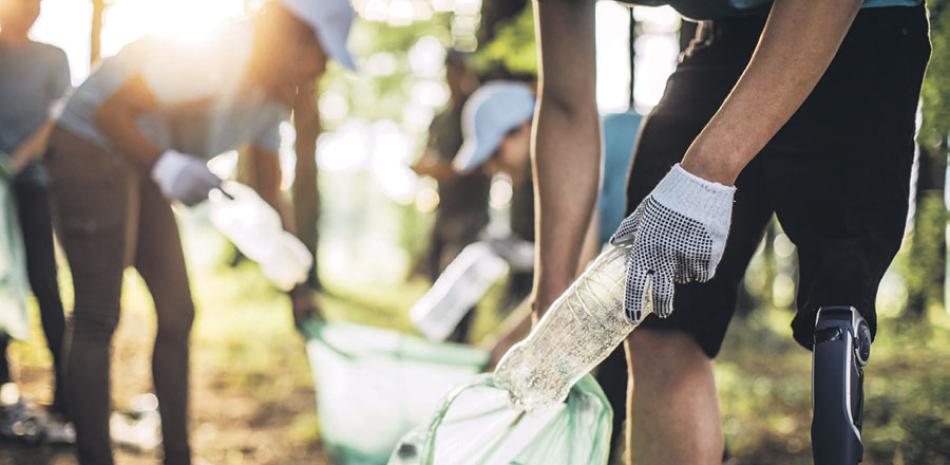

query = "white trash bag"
0;159;30;340
390;244;646;465
302;320;490;465
388;374;612;465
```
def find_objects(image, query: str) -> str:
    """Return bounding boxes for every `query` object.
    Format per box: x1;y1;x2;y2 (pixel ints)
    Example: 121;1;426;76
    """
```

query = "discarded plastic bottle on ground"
110;393;161;452
208;182;312;291
494;244;648;410
411;242;510;342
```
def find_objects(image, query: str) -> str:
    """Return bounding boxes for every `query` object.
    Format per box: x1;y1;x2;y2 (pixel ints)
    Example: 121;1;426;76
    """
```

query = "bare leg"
626;327;723;465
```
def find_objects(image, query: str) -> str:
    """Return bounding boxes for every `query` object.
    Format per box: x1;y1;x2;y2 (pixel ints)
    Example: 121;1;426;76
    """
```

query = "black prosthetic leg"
812;306;872;465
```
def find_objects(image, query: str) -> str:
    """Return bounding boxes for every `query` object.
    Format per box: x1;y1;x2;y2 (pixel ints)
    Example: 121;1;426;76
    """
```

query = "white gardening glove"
150;150;221;207
609;163;735;323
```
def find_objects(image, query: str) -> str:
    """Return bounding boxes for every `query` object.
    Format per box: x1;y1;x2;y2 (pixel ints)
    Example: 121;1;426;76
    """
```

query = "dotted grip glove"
609;164;735;323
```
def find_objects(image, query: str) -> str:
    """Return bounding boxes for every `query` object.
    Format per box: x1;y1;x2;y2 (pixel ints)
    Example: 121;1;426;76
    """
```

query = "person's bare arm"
293;83;319;190
531;0;601;317
291;82;321;276
9;121;54;172
681;0;862;184
247;144;319;322
576;208;601;271
94;74;164;167
246;146;292;227
411;149;457;182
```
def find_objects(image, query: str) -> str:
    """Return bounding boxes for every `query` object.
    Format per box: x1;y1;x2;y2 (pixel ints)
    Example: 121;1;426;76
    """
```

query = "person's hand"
411;152;456;181
610;163;735;322
410;155;439;176
289;284;320;329
150;150;221;206
9;154;27;174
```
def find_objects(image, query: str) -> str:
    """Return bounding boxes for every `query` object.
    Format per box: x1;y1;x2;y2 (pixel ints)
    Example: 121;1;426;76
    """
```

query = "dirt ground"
0;303;330;465
0;238;336;465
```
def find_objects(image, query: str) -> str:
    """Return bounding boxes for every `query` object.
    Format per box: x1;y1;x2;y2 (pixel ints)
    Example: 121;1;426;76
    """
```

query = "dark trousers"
47;127;194;465
0;161;67;414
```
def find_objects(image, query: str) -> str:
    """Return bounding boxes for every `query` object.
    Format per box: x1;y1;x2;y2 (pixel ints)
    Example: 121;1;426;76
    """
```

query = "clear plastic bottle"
411;242;510;342
208;182;312;291
493;244;647;410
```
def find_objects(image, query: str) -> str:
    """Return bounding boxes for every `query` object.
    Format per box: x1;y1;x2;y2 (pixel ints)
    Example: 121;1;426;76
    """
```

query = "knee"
156;301;195;342
26;272;60;300
71;312;119;340
627;327;710;385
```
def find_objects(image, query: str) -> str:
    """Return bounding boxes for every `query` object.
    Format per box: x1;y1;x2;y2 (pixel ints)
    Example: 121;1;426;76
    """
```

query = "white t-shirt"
58;20;288;159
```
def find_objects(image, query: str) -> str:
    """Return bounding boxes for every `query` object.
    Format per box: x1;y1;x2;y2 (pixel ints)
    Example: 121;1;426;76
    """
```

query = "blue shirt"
0;41;70;155
58;20;287;159
598;111;644;245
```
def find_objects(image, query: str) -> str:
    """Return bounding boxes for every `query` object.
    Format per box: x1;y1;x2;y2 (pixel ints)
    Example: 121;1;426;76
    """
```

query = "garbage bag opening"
389;374;613;465
302;320;489;465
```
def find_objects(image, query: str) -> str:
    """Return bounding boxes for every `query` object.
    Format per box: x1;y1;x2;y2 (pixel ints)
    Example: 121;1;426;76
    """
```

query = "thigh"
46;127;138;316
132;177;194;326
622;16;752;214
625;36;773;358
765;6;930;349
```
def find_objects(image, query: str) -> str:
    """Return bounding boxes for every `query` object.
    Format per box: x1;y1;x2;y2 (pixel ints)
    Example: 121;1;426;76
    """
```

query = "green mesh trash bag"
301;320;489;465
0;158;30;340
388;374;612;465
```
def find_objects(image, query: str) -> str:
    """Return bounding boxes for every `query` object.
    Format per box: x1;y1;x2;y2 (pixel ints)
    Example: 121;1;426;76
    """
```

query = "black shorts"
627;6;931;357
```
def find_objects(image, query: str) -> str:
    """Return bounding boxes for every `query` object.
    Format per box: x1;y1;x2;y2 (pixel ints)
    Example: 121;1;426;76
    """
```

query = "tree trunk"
906;139;949;318
293;84;322;290
90;0;106;65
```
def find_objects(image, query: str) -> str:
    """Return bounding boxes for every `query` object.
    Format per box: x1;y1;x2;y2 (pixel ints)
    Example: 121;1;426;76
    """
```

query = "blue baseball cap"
280;0;357;70
454;81;536;173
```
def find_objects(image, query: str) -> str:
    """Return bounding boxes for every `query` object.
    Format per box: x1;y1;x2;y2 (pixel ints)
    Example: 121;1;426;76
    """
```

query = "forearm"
532;0;601;314
293;83;319;182
251;139;314;304
681;0;861;184
292;84;320;250
96;108;163;166
95;76;164;167
412;150;456;182
533;110;601;314
576;208;601;273
247;147;293;231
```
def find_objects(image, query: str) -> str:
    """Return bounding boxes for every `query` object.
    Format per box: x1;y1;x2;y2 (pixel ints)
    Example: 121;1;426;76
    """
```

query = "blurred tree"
921;0;950;141
472;4;537;79
478;0;528;45
314;16;457;268
904;0;950;318
294;83;322;290
319;16;452;129
90;0;107;64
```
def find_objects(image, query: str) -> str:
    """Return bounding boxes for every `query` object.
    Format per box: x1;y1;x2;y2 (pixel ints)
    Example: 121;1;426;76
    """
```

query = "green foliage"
921;0;950;143
897;193;948;317
472;4;537;77
718;312;950;465
320;15;453;131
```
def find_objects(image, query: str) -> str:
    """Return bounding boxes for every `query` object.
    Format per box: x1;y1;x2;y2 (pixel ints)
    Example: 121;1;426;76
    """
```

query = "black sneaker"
0;398;44;445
